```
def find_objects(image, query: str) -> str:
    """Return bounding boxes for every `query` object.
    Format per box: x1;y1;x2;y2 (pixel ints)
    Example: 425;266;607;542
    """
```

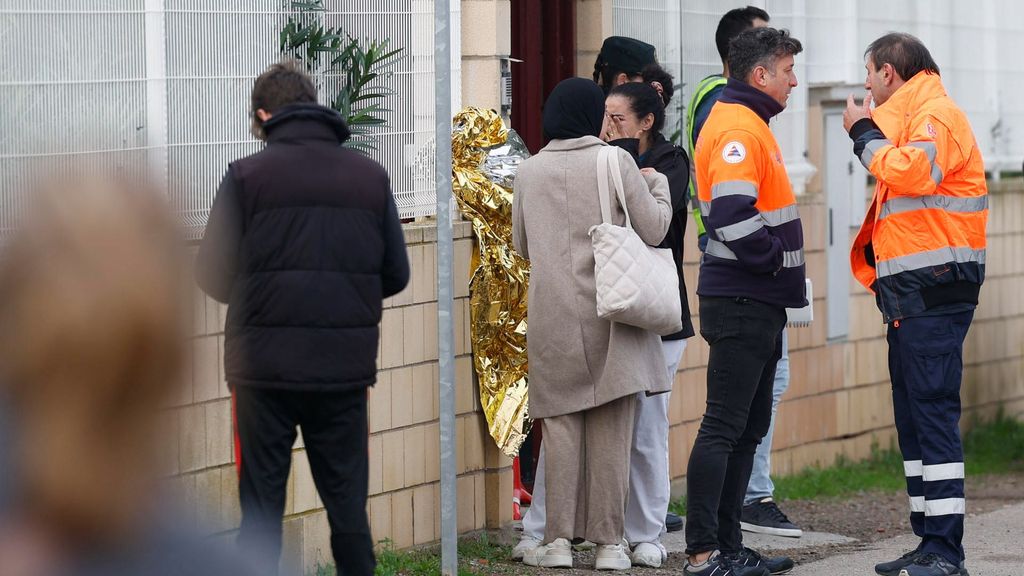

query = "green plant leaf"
351;91;392;103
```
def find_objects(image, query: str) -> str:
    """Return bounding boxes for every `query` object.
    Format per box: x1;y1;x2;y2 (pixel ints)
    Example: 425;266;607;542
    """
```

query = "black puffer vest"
224;104;398;391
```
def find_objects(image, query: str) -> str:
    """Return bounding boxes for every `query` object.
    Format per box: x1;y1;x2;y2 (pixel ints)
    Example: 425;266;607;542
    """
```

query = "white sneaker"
595;543;632;571
523;537;573;568
630;541;667;568
511;534;542;561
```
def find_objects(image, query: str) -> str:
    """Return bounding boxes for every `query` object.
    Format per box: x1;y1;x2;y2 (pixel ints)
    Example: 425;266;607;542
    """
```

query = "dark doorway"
510;0;577;154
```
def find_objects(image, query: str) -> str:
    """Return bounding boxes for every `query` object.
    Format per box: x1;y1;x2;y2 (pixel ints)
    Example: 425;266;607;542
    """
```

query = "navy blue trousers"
887;310;973;564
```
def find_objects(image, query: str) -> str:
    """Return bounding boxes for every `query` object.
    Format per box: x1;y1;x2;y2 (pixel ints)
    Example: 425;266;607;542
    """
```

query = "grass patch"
308;534;515;576
670;411;1024;511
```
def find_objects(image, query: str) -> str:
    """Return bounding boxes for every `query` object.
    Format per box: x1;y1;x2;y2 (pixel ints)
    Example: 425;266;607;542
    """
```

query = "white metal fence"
0;0;459;239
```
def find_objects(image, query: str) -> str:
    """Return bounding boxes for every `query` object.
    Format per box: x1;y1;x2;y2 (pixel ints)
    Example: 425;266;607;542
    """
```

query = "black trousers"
685;296;786;555
234;386;374;576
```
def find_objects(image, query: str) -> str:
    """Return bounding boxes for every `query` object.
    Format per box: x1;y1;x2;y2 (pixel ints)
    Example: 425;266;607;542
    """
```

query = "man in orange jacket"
685;27;806;576
844;33;987;576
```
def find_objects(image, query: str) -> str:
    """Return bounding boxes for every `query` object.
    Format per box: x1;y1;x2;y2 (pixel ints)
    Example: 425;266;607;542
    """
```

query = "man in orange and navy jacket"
684;27;806;576
844;33;987;576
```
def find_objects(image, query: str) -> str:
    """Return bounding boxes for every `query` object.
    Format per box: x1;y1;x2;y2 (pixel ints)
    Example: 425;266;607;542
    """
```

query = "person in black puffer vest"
196;59;409;576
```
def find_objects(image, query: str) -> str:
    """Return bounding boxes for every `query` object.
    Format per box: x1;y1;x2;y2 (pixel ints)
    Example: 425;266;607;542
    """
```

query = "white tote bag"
588;146;682;336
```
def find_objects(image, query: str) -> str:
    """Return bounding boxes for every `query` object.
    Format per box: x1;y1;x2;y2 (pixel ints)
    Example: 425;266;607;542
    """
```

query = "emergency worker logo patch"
926;123;937;138
722;141;746;164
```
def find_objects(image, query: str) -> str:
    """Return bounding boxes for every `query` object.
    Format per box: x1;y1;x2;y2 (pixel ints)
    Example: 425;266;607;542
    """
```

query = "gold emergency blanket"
451;107;531;457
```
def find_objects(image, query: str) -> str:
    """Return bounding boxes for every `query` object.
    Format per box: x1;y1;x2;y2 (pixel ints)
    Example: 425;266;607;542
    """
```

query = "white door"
824;113;868;341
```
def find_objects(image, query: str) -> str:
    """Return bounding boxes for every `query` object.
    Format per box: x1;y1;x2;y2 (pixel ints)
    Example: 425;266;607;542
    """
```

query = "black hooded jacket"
611;133;695;341
196;103;410;391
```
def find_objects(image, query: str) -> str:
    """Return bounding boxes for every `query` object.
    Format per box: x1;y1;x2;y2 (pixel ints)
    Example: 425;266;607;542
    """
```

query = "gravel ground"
477;472;1024;575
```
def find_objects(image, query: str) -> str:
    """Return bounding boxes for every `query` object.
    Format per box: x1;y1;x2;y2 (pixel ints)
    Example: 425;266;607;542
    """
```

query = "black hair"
608;81;666;135
728;27;803;83
716;6;770;62
865;32;940;80
593;56;621;94
640;63;675;107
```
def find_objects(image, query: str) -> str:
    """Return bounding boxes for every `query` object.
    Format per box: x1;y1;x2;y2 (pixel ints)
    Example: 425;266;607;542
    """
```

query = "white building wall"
615;0;1024;183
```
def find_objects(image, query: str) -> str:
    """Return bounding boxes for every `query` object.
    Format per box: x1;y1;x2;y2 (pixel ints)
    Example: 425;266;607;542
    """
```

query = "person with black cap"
593;36;658;94
512;77;672;571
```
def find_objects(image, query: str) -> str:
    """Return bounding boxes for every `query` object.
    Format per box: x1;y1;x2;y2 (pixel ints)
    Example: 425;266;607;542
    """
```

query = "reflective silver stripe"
907;141;943;186
904;460;923;477
783;249;805;268
923;462;965;482
705;239;738;260
907;141;937;163
716;214;764;242
761;204;800;227
909;496;926;513
860;138;892;169
925;497;965;516
879;195;988;220
876;247;986;279
699;200;711;217
711;180;759;200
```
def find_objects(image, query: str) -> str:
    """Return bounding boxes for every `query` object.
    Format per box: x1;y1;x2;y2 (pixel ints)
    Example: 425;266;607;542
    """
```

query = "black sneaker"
740;498;803;538
666;511;684;532
875;548;923;576
725;547;794;575
898;553;963;576
684;551;769;576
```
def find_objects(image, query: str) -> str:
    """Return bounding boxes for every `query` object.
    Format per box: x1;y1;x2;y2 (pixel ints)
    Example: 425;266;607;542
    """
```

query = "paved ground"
785;501;1024;576
499;480;1024;574
661;521;857;553
659;503;1024;575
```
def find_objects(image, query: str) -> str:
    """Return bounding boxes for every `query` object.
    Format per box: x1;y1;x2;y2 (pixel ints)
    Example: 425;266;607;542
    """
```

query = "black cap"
598;36;657;75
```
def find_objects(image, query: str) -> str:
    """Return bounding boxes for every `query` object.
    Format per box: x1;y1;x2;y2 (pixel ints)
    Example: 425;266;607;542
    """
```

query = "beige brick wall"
576;0;613;79
460;0;511;111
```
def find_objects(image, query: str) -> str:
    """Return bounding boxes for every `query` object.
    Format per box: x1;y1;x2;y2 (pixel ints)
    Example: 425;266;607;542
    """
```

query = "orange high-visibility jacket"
850;72;987;323
695;95;806;309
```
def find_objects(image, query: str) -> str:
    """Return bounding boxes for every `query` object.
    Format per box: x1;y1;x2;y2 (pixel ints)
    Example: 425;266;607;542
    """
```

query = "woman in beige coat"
511;78;673;570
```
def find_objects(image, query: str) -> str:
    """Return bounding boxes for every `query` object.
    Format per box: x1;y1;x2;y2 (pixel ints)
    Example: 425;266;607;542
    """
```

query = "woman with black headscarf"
511;77;673;571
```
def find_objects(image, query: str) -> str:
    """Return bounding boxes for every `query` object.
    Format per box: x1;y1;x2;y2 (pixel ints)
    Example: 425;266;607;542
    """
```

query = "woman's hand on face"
600;114;613;142
605;114;628;141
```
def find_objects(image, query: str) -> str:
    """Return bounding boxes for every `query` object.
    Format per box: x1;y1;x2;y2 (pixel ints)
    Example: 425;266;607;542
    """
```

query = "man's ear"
614;72;631;87
752;65;769;87
882;63;897;85
256;109;273;123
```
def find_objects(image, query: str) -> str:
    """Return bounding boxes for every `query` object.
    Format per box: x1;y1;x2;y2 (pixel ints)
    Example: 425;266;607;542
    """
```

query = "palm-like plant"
280;0;403;153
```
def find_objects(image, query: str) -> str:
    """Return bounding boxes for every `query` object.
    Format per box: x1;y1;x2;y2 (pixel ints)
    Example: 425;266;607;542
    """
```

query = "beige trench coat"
512;136;673;419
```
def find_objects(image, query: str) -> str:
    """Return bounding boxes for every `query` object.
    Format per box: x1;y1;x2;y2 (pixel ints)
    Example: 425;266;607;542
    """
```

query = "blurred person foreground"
0;174;256;576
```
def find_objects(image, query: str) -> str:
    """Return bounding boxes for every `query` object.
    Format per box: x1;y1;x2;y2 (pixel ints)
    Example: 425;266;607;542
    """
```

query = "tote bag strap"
605;145;633;229
596;146;633;228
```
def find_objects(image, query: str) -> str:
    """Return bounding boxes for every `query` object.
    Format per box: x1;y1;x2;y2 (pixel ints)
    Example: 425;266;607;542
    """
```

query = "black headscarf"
542;78;606;141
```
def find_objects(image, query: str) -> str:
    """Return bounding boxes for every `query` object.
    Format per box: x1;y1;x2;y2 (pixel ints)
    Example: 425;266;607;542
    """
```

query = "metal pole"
434;0;457;573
